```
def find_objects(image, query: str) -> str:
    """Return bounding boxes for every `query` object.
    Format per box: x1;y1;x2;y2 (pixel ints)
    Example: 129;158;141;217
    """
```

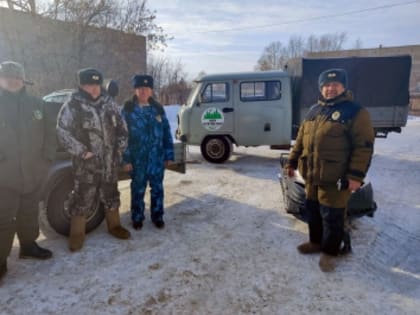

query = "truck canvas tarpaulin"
291;55;412;137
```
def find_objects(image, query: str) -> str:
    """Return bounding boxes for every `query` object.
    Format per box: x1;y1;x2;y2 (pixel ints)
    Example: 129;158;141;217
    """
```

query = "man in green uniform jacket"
286;68;374;272
0;61;56;282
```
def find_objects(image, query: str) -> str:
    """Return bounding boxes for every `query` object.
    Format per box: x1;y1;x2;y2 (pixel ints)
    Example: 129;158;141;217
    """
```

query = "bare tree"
1;0;170;50
255;37;306;71
43;0;170;51
255;41;287;71
159;78;191;105
318;32;347;51
306;33;347;53
0;2;149;97
288;36;305;59
147;55;190;104
1;0;37;13
147;55;167;96
255;32;348;71
110;0;171;51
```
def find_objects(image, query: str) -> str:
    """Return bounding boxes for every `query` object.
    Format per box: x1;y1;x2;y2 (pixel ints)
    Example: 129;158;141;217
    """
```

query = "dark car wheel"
46;175;105;236
200;136;233;163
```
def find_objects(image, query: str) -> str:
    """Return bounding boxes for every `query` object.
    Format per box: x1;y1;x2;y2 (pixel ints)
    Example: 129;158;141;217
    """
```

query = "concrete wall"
0;7;146;100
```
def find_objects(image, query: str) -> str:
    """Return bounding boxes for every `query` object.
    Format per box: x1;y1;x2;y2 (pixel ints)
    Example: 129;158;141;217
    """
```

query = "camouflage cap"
0;61;26;80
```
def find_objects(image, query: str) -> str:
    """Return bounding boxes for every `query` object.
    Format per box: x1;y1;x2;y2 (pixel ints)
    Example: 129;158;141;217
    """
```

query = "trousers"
130;168;164;223
0;188;40;264
305;185;350;255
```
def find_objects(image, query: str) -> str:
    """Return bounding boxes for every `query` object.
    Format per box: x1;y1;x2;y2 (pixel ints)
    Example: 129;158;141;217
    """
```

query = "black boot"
132;221;143;230
19;242;53;260
152;218;165;229
0;262;7;281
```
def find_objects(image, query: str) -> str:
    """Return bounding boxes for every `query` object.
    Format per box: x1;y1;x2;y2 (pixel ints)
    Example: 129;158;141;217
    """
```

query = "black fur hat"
318;68;347;90
78;68;103;85
132;74;153;89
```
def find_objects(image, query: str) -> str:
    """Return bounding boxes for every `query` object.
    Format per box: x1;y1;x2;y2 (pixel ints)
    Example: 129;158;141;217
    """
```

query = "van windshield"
186;82;201;106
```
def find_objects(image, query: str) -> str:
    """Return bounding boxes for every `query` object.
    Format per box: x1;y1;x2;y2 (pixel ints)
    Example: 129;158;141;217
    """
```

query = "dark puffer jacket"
0;87;56;193
287;91;374;186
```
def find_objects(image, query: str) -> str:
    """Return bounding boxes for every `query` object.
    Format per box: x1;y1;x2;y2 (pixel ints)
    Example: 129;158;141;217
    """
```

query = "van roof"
196;70;288;82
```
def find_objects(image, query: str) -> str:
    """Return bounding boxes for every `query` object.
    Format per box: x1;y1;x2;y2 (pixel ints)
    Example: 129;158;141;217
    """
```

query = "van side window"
201;83;229;103
240;80;281;102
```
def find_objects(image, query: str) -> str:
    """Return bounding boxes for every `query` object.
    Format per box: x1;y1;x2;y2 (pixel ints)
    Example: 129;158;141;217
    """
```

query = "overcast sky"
148;0;420;78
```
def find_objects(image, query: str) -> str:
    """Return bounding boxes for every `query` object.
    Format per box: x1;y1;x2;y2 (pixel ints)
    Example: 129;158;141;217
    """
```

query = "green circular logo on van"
201;108;224;131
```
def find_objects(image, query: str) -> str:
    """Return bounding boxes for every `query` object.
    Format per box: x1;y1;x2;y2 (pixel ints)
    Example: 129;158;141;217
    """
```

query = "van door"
234;79;291;146
188;81;234;144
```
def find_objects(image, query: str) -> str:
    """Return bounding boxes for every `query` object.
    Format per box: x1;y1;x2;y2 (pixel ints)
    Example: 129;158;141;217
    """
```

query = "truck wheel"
200;136;232;163
46;175;105;236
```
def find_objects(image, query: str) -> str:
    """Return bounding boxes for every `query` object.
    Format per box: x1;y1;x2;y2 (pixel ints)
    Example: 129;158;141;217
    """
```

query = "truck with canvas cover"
176;55;412;163
289;55;412;138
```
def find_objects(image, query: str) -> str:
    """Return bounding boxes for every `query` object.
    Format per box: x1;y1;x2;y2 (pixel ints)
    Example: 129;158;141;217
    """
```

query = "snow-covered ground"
1;118;420;315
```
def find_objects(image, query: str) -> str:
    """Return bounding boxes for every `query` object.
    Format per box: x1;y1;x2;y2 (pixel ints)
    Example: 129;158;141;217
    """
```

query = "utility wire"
190;0;420;34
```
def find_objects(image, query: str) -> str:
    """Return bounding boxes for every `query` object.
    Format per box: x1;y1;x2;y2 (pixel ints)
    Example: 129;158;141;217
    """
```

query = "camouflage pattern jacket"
0;87;56;193
287;91;375;186
57;89;128;183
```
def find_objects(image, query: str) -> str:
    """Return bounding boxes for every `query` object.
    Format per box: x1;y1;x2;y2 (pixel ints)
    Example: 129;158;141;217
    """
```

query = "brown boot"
319;253;336;272
297;242;321;254
105;209;131;240
69;215;86;252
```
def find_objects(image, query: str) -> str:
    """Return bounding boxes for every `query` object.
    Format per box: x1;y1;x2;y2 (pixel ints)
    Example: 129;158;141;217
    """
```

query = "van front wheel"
46;175;105;236
200;136;233;163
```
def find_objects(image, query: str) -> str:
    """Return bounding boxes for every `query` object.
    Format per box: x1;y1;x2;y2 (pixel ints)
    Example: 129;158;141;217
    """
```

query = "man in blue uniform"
122;75;174;230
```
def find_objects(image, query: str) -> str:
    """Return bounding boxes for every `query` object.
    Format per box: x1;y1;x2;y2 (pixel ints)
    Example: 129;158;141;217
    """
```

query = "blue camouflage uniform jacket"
121;96;174;174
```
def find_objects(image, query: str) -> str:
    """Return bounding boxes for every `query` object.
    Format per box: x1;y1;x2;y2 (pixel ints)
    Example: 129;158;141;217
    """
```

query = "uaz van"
176;71;292;163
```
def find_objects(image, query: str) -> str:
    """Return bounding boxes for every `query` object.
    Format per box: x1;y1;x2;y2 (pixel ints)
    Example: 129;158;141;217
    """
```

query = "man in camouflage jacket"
0;61;55;282
286;68;374;272
57;68;130;252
